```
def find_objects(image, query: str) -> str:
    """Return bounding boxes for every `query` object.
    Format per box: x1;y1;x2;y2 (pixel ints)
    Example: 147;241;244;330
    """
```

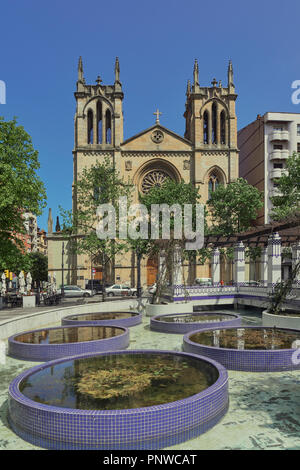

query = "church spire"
78;56;84;82
193;59;199;86
186;79;191;95
227;59;234;89
114;57;120;83
48;208;53;234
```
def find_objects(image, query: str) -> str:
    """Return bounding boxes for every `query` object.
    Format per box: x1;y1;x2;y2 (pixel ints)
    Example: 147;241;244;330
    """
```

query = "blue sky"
1;0;300;230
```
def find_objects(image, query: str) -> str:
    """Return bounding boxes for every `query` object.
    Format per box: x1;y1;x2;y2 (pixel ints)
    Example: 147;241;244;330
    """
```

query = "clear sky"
1;0;300;230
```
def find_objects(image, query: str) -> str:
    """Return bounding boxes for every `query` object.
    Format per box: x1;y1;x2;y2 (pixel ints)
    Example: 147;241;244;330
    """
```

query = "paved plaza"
1;306;300;450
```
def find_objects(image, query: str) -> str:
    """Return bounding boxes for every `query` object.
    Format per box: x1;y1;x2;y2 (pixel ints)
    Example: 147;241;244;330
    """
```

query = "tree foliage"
0;117;46;268
207;177;263;235
139;179;203;302
27;251;48;283
270;152;300;221
60;157;133;300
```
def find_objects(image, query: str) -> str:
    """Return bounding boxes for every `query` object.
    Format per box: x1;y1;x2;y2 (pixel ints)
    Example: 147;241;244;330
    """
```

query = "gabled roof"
121;123;192;149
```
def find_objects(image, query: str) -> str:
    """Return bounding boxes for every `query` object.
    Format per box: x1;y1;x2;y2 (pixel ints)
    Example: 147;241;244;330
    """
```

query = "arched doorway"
147;256;158;286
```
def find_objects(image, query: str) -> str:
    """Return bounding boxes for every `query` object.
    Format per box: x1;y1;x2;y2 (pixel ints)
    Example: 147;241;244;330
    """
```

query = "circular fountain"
62;310;142;328
150;311;241;334
183;326;300;372
8;325;129;362
8;350;228;449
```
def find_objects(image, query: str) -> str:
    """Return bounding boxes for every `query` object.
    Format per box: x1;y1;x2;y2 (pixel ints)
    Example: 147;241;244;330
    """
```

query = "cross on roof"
153;108;162;123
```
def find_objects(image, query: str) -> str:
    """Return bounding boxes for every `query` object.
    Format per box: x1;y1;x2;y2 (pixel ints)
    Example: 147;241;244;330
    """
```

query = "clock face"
151;130;164;143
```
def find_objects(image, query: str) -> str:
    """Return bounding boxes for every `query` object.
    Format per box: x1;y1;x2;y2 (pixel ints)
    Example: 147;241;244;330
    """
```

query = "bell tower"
74;56;124;150
184;60;239;203
72;57;124;285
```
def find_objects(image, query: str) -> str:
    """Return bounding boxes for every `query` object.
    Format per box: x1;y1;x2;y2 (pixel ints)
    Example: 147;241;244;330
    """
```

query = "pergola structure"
198;216;300;288
204;218;300;248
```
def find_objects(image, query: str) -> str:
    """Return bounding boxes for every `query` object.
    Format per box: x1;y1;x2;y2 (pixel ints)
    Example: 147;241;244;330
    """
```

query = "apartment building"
238;112;300;224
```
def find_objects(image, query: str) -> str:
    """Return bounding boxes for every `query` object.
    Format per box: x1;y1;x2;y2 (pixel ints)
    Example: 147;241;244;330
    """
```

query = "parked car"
243;280;261;287
105;284;137;297
194;278;212;286
85;280;110;294
57;285;94;298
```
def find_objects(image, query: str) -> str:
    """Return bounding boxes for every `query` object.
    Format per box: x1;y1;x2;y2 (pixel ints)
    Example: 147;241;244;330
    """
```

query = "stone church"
48;57;239;288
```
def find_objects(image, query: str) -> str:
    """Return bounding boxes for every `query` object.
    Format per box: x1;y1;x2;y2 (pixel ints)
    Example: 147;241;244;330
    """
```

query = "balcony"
270;168;287;179
269;186;282;198
269;149;289;160
270;130;289;141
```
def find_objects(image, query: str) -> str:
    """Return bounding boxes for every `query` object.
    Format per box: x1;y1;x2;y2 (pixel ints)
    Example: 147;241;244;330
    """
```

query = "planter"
262;310;300;330
145;302;192;317
22;295;36;308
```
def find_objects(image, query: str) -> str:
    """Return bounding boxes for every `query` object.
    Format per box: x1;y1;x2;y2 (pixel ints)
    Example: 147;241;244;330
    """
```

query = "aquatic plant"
76;356;190;400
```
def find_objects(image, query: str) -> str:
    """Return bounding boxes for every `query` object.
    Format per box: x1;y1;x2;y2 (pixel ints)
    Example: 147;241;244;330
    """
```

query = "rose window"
151;130;164;143
141;170;170;193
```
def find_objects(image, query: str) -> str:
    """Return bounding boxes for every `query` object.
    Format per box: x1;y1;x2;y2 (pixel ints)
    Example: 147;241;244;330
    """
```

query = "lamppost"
61;242;65;298
137;248;142;298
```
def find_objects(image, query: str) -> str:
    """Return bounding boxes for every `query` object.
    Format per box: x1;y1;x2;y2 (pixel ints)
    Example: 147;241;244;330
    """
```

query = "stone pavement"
1;306;300;450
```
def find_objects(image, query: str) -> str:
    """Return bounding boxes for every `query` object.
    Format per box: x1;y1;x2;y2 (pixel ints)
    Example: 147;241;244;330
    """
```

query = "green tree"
0;117;47;267
270;152;300;221
139;178;202;303
27;252;48;284
60;157;133;301
207;177;263;235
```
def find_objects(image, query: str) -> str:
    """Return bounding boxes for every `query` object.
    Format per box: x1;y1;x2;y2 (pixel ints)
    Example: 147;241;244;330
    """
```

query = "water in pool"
19;353;218;410
65;312;138;321
14;326;124;345
156;313;237;323
190;327;300;350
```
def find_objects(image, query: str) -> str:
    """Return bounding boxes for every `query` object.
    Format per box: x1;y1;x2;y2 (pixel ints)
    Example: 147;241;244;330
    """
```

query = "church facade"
67;57;239;288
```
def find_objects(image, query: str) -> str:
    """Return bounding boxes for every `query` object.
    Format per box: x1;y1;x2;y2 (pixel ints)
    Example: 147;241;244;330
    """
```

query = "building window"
297;142;300;152
105;109;112;144
220;110;226;144
273;126;283;131
87;109;93;144
211;103;217;144
97;101;102;143
273;144;283;150
208;173;219;198
273;163;283;169
203;111;209;144
297;124;300;136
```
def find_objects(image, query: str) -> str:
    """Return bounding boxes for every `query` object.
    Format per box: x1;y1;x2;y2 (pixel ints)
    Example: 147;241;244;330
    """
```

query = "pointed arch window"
220;110;226;144
208;173;220;199
212;102;217;144
105;109;112;144
87;109;93;144
97;101;102;144
203;110;209;144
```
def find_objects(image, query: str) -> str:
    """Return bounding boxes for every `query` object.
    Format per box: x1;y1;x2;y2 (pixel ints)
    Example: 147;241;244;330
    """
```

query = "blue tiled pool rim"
8;324;129;362
151;311;241;334
8;349;229;450
183;326;300;372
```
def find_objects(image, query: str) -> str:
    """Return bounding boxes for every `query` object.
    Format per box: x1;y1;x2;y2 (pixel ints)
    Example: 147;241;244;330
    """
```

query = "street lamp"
137;248;142;298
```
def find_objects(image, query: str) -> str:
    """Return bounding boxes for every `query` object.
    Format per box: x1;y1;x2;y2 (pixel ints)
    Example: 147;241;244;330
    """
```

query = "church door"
147;256;158;286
